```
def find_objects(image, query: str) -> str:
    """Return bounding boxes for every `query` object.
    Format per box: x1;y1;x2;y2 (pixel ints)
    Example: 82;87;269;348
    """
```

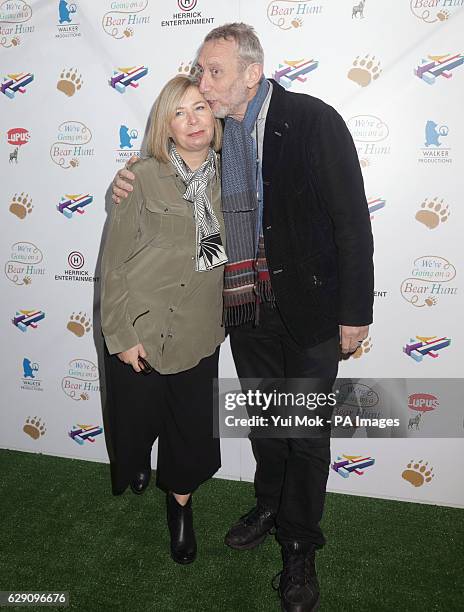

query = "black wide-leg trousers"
228;303;339;547
104;347;221;496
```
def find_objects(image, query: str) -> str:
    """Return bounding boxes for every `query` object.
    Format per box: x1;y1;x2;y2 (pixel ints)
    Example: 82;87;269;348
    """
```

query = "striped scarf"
169;143;227;272
221;79;273;326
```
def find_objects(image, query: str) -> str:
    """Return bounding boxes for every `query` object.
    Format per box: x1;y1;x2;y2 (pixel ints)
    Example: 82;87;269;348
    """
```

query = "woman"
101;75;226;564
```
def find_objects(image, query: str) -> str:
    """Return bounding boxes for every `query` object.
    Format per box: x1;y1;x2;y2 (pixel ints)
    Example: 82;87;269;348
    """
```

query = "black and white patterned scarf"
169;143;227;271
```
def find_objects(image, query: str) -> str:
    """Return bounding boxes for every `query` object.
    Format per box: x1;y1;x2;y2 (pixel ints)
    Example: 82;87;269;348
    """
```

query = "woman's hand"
117;343;147;372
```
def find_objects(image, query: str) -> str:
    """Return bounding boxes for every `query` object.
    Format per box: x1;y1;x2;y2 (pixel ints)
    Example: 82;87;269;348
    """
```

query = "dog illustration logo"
352;0;365;18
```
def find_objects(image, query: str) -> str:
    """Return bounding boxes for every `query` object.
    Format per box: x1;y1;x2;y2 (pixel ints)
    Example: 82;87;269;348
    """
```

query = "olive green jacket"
101;156;225;374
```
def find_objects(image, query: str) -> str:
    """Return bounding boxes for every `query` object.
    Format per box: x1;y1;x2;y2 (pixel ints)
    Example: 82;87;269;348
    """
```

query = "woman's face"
169;86;215;159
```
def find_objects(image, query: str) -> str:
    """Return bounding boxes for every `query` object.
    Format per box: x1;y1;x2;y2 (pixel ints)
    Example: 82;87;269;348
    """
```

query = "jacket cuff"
104;327;140;355
338;317;373;327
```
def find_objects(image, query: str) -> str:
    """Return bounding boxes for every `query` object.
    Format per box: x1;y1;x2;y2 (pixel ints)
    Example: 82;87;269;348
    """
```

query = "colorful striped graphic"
12;310;45;332
403;336;451;362
1;73;34;99
331;455;375;478
368;197;386;216
109;66;148;93
57;194;93;218
68;424;103;445
415;54;464;85
273;58;318;89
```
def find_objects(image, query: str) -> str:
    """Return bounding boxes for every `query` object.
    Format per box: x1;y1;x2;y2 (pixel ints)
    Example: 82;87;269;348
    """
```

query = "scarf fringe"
223;279;275;328
224;302;256;327
256;278;274;302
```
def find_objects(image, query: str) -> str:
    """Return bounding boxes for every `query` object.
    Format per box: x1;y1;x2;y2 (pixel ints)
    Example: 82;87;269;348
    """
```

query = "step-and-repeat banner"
1;1;463;507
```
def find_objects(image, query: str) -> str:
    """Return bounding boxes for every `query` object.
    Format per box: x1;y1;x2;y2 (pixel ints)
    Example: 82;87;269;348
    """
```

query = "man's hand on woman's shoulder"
112;155;138;204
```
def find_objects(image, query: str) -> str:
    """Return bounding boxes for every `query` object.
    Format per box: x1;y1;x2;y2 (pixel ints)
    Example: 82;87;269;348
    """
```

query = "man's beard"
211;104;228;119
213;80;249;120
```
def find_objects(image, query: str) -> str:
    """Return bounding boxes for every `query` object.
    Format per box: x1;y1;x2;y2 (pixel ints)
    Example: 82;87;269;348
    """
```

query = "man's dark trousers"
228;302;339;548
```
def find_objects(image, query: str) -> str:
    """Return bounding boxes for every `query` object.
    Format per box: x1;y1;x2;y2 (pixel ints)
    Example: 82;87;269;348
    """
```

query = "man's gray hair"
203;22;264;68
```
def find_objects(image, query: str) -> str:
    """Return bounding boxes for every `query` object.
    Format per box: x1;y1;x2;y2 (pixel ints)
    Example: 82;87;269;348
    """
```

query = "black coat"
262;80;374;347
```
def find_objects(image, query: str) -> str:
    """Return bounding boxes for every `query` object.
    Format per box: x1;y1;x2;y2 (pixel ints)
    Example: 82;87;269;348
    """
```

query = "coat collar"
158;158;176;178
262;79;291;183
157;149;220;179
266;78;292;130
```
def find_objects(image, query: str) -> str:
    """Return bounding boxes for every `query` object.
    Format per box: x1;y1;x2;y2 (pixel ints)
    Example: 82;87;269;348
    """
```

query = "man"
112;23;373;612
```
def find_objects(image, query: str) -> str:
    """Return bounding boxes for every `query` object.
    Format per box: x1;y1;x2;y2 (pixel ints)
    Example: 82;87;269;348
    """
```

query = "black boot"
166;493;197;565
274;541;320;612
224;505;276;550
130;469;151;495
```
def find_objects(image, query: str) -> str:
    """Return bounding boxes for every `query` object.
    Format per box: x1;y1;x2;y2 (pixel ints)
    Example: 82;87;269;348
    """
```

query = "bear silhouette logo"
119;126;138;149
59;1;76;24
425;121;449;147
23;358;39;379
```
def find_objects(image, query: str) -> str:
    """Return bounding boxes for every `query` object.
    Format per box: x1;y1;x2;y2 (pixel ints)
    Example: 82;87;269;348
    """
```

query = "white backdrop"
1;0;463;508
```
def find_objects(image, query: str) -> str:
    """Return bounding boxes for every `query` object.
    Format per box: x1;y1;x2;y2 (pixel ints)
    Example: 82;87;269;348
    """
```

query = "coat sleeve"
100;177;143;354
310;105;374;326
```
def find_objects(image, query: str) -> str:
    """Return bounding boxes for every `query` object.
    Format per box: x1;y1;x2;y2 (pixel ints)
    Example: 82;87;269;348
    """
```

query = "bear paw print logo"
123;27;134;38
178;61;200;78
67;312;92;337
425;296;438;307
1;35;20;48
402;460;434;487
23;416;47;440
2;35;21;47
69;158;79;168
57;68;83;97
80;392;89;401
437;9;450;21
348;55;381;87
9;193;33;219
415;197;450;229
352;337;373;359
291;17;303;28
23;276;32;286
360;158;370;169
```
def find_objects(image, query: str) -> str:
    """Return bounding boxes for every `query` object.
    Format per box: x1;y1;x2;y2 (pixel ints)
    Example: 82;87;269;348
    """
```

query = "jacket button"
164;207;169;213
160;333;164;338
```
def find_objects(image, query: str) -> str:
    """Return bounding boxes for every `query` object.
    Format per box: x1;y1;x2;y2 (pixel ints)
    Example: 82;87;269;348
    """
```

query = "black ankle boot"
130;469;151;495
274;541;320;612
166;493;197;565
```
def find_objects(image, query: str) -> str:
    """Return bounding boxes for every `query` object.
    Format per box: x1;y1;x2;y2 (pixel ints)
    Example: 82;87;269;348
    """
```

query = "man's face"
197;38;250;119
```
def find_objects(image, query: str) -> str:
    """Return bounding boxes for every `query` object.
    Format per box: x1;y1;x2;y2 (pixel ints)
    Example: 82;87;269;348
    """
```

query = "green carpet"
0;450;462;611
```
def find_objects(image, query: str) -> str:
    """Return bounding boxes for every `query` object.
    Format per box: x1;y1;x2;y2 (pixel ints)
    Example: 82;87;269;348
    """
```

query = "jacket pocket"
297;253;338;318
131;308;153;347
145;197;187;217
132;309;150;327
144;198;188;247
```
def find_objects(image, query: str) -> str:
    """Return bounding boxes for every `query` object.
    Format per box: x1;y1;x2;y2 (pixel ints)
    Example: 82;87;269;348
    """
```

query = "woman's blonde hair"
147;75;222;163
